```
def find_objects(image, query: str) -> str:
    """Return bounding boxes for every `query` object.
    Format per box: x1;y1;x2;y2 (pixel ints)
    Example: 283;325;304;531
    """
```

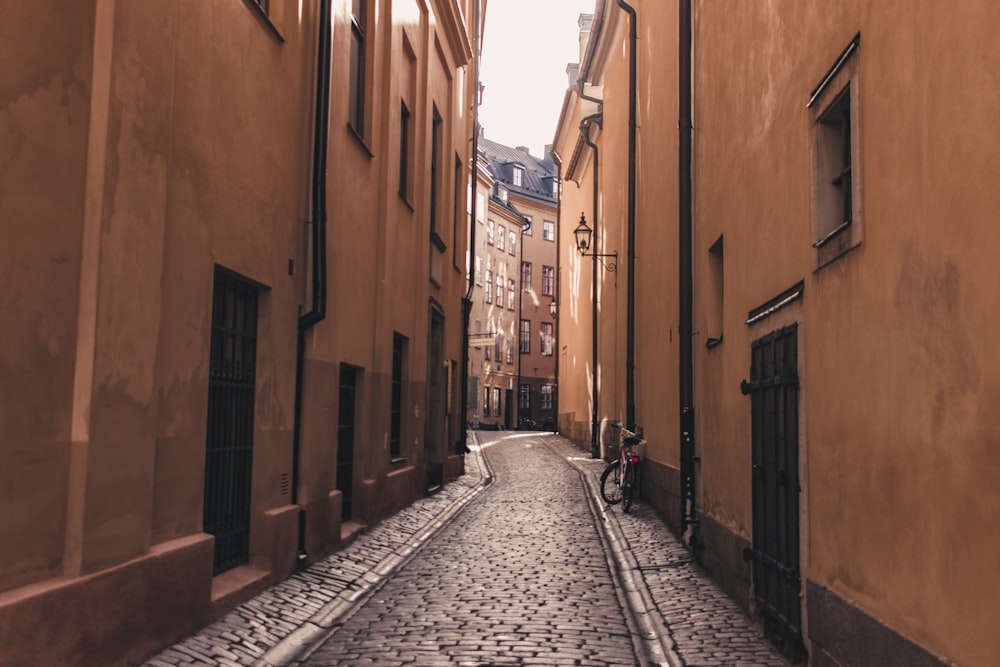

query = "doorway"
742;324;806;662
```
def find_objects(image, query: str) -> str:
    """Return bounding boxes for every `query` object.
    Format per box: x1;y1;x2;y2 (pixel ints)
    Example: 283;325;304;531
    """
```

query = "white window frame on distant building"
513;166;523;187
521;261;532;290
541;384;553;410
542;220;555;241
540;322;554;356
541;265;554;297
497;225;506;251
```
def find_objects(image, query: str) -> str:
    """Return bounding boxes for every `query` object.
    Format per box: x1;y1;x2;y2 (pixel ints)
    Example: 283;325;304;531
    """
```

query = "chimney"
516;146;531;156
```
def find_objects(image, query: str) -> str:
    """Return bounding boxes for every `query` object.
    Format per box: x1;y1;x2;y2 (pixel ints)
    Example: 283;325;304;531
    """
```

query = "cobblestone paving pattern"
142;441;491;667
541;434;790;667
301;432;638;666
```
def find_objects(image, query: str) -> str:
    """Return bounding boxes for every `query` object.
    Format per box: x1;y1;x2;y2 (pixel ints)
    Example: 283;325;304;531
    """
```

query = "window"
542;220;555;241
484;386;490;413
540;322;554;356
809;33;862;267
349;0;367;136
521;262;532;290
499;187;508;203
476;193;485;222
706;236;723;348
507;279;515;310
509;230;516;256
520;319;531;354
429;107;442;237
494;335;502;364
505;337;513;364
487;219;495;245
453;156;462;269
475;256;483;285
497;225;506;251
495;277;503;306
484;337;491;360
519;384;530;410
485;270;492;303
399;101;412;201
541;384;553;410
390;333;406;458
493;387;501;416
541;265;554;297
523;215;533;235
513;166;523;187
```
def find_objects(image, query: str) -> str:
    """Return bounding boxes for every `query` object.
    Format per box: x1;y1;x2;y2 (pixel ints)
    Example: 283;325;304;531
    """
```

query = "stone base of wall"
697;512;752;616
641;457;682;532
806;581;947;667
0;534;214;667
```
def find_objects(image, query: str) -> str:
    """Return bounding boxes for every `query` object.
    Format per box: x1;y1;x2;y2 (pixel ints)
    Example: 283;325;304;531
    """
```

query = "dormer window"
499;187;508;203
513;166;523;187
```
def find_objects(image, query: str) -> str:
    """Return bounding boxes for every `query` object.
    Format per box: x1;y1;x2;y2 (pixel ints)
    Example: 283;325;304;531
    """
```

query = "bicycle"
599;426;645;512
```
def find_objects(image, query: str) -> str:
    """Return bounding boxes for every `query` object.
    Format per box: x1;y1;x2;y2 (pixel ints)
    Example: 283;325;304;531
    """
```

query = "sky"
478;0;598;159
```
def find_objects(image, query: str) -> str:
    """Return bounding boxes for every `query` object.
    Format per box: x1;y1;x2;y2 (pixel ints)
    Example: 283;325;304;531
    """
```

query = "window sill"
706;335;723;349
347;123;373;158
430;232;447;252
390;456;407;466
242;0;285;42
399;192;414;212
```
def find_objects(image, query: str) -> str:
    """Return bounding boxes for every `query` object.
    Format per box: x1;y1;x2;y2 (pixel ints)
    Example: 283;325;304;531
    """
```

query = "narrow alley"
145;433;788;667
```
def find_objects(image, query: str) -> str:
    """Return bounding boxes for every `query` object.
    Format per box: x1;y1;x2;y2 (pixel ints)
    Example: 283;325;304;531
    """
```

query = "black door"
204;270;258;575
425;307;445;492
338;365;357;521
741;324;806;662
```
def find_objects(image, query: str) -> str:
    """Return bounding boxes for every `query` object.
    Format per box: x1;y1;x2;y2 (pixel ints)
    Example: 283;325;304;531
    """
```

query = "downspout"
292;0;332;564
550;151;562;434
516;219;525;428
581;112;602;459
459;0;482;453
678;0;698;548
616;0;637;432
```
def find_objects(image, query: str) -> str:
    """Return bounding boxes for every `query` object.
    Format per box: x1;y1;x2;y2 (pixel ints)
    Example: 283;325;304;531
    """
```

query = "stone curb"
254;434;494;667
550;437;682;667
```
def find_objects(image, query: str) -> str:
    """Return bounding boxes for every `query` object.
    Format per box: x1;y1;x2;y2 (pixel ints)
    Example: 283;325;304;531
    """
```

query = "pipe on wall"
581;112;602;459
459;0;482;453
678;0;699;548
615;0;637;432
292;0;332;563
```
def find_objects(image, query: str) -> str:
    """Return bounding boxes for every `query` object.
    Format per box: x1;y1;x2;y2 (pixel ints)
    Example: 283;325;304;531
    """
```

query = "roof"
478;136;558;206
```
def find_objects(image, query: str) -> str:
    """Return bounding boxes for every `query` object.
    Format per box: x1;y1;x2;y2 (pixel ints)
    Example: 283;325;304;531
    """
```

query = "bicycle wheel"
622;461;637;512
600;462;623;505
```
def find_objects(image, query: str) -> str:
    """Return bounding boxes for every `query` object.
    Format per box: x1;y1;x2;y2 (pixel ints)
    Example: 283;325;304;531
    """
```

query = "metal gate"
204;270;258;575
741;324;806;662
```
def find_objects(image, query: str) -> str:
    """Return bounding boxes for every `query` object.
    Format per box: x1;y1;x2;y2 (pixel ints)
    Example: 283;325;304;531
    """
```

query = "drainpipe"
581;112;602;459
616;0;637;432
550;150;562;434
292;0;332;564
459;0;482;454
678;0;698;548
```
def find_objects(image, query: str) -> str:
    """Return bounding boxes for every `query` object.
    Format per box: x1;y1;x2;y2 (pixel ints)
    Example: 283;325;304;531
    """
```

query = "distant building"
466;137;558;430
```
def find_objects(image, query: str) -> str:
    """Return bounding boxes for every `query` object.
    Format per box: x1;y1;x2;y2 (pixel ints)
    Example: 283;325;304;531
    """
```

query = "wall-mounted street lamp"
549;299;558;318
574;213;617;272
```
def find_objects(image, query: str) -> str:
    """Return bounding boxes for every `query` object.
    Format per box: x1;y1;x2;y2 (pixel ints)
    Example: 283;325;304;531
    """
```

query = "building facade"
0;1;477;665
478;138;559;430
554;2;1000;666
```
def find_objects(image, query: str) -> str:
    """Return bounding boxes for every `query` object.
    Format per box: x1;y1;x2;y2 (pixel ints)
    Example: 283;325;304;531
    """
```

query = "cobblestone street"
144;432;789;667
